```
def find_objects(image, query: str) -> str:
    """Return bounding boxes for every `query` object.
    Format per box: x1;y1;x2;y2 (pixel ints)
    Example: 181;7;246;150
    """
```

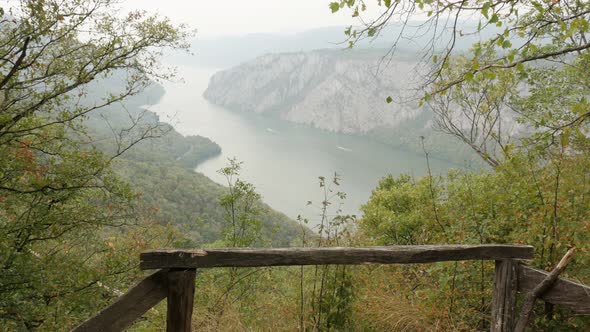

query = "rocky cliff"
203;50;426;134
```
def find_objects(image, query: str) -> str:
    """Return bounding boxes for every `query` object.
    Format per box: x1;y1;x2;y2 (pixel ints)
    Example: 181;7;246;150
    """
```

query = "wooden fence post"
166;269;197;332
491;259;518;332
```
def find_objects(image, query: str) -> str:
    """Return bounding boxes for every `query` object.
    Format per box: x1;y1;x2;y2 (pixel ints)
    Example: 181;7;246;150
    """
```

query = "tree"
194;159;266;329
0;0;188;328
429;56;519;167
331;0;590;164
217;158;263;248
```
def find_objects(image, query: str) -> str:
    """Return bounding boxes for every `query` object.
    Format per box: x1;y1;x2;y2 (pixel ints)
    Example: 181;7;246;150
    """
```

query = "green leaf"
482;2;490;18
507;52;515;62
489;14;499;24
484;71;496;80
329;2;340;13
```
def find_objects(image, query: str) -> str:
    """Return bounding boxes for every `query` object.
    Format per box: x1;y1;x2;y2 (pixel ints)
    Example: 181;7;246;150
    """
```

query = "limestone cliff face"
203;50;425;133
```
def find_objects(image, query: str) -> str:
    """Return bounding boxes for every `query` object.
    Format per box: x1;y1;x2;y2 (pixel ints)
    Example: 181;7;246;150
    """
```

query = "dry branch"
514;248;576;332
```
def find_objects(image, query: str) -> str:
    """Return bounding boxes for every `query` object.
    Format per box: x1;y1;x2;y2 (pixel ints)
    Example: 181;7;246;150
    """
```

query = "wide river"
149;66;459;225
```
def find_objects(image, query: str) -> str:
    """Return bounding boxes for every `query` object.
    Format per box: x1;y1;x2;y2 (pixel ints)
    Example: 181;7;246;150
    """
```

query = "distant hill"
167;23;503;69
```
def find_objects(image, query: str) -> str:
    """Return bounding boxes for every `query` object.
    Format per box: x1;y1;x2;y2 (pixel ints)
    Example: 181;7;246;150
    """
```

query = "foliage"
358;150;590;330
0;0;191;328
179;174;358;332
105;119;300;247
322;1;590;329
217;158;263;247
331;0;590;87
297;174;356;331
188;159;271;329
83;83;300;246
330;0;590;166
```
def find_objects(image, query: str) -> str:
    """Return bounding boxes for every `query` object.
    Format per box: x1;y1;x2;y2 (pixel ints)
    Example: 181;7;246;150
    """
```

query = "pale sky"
121;0;370;38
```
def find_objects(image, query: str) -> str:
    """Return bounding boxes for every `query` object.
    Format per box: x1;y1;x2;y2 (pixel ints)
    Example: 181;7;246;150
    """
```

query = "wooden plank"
517;264;590;314
166;269;197;332
491;260;518;332
140;245;534;270
72;269;168;332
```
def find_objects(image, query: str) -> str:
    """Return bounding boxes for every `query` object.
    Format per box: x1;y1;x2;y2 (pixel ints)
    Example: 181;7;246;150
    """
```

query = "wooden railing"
71;245;590;332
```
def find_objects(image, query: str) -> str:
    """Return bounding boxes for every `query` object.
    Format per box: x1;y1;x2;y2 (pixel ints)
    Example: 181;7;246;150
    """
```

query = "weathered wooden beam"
517;264;590;314
72;269;168;332
491;260;518;332
166;269;197;332
140;245;534;270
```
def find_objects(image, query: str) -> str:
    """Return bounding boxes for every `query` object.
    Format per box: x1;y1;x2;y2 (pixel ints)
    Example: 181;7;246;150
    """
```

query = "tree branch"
0;37;30;90
514;247;576;332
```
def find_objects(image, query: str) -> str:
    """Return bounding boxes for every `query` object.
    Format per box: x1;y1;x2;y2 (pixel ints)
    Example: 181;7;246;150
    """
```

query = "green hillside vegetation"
0;2;300;329
0;2;192;328
84;82;301;247
83;77;222;168
3;0;590;331
357;155;590;330
112;145;302;247
64;68;304;245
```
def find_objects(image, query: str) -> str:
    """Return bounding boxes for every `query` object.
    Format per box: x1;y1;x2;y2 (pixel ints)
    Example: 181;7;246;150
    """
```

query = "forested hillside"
85;81;301;247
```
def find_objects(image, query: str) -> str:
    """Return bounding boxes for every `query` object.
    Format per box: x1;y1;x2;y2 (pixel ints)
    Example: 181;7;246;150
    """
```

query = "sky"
120;0;372;38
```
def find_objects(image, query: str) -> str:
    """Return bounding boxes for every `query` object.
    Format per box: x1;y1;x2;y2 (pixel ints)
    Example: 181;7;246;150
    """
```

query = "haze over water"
149;65;459;224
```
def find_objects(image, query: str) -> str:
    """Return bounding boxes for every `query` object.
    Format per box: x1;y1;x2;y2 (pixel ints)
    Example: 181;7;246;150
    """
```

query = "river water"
149;65;459;224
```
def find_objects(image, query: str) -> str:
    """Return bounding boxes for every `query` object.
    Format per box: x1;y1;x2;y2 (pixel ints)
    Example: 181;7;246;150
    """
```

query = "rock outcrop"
203;50;425;134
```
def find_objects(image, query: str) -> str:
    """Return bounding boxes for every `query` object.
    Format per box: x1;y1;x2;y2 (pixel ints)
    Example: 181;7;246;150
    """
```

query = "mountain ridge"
203;49;424;134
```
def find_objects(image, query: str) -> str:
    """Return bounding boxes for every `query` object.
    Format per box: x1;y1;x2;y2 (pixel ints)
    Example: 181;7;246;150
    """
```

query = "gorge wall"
203;50;427;134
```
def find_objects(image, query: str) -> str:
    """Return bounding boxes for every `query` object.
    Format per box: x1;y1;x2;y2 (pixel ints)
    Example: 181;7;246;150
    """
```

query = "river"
149;65;459;224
